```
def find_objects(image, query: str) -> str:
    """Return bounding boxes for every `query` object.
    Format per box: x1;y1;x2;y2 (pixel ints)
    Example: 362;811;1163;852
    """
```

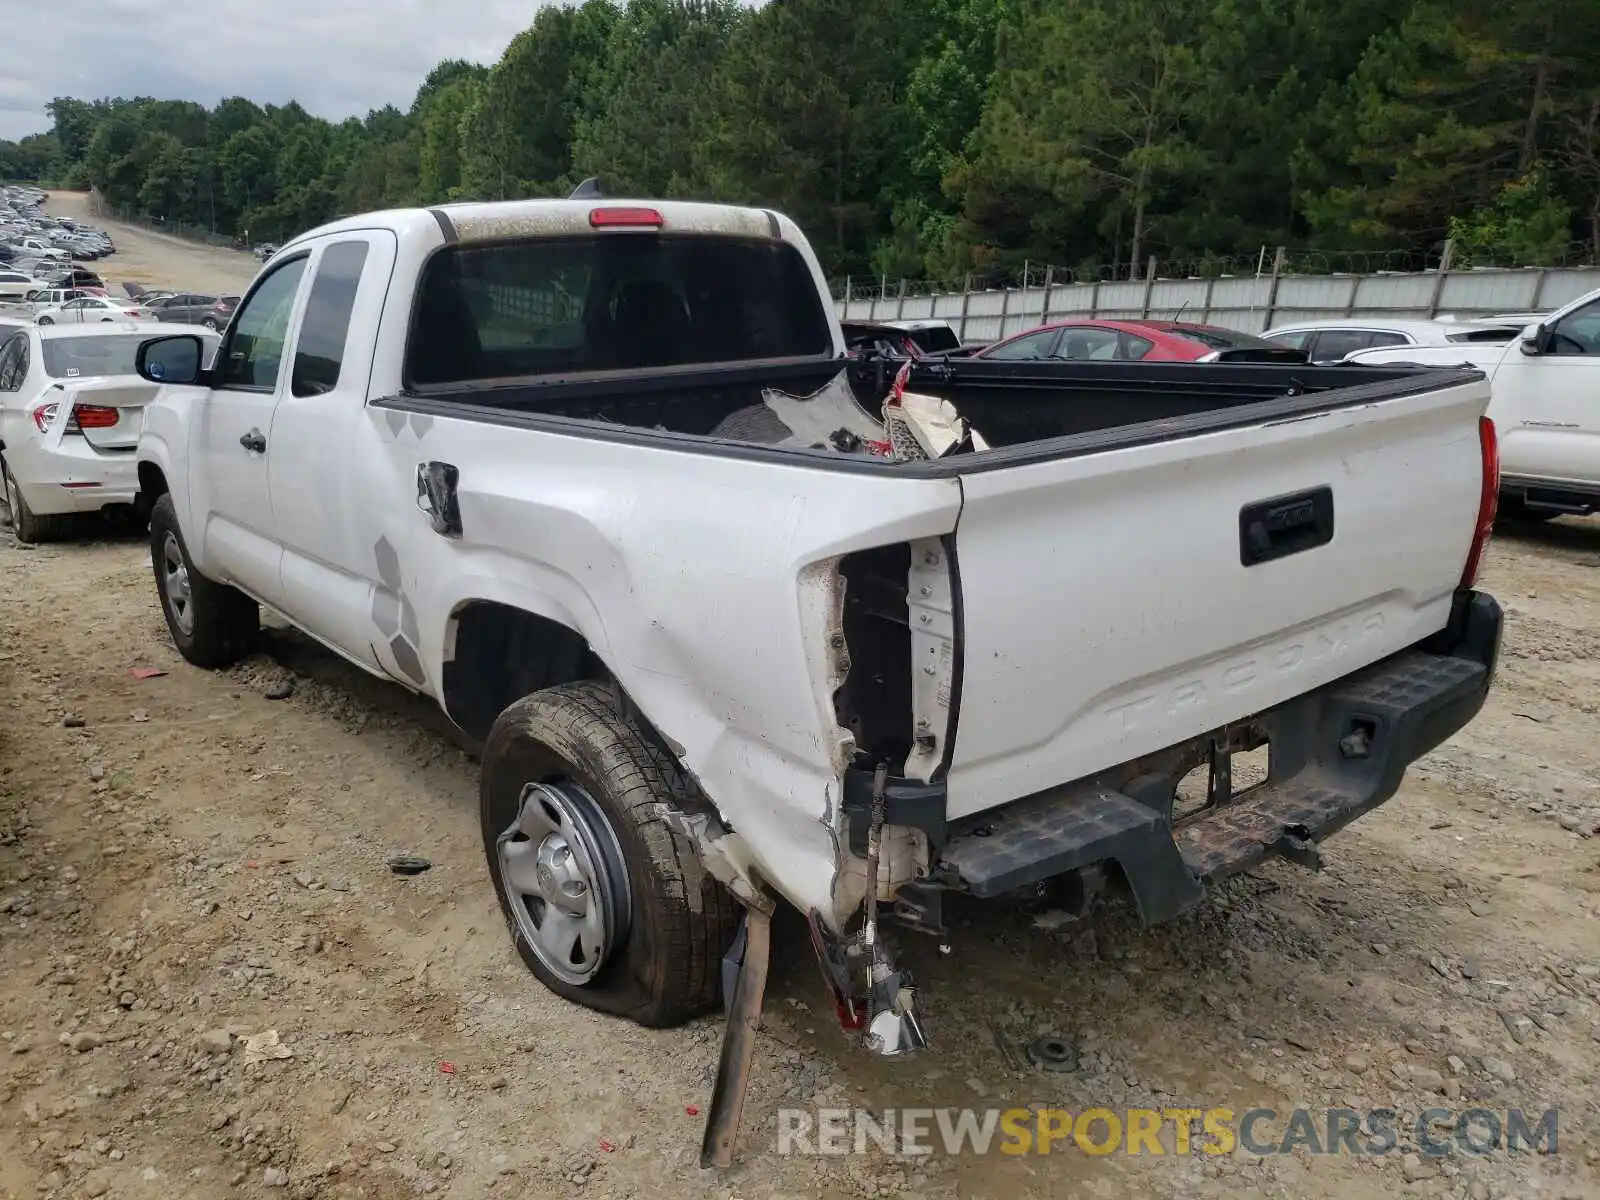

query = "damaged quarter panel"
377;406;963;926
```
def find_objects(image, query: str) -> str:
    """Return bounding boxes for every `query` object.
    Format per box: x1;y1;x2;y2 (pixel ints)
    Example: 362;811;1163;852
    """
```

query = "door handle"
239;429;266;453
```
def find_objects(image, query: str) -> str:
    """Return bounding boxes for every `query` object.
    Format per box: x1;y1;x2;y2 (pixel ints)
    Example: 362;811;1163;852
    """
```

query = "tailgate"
943;376;1489;819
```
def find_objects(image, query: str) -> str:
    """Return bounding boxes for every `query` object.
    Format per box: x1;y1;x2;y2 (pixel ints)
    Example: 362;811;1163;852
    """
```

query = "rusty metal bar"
699;907;773;1170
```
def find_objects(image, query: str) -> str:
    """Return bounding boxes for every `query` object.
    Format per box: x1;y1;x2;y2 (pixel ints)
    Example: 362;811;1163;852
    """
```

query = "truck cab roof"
278;197;804;259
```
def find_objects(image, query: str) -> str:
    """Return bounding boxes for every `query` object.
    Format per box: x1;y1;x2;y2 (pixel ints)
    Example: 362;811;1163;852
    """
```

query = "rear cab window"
292;240;370;396
404;234;834;389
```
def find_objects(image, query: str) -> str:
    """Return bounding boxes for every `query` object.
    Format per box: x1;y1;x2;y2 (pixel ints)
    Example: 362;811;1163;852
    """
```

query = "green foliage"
1447;169;1574;265
2;0;1597;276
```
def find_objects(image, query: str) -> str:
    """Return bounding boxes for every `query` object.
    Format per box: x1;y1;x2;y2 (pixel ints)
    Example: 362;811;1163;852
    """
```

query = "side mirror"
136;334;205;385
1519;322;1546;356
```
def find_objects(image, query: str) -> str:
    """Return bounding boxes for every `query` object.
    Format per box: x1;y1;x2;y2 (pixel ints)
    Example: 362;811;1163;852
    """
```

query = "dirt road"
52;191;260;297
2;206;1599;1200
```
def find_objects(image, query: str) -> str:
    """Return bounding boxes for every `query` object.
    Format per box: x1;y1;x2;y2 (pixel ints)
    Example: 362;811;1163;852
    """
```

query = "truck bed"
384;357;1481;468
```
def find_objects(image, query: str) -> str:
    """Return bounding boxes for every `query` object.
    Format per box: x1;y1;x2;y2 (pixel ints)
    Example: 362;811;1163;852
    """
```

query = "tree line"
1;0;1597;282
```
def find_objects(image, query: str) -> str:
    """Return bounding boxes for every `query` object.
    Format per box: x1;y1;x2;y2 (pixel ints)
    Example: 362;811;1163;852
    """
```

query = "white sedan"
0;322;219;542
35;295;155;325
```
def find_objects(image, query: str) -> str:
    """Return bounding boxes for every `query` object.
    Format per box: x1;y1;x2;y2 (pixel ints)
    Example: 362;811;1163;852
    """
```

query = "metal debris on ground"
387;855;432;875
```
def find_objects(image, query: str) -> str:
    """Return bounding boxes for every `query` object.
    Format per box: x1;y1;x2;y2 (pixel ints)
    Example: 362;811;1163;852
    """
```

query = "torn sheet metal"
881;360;990;461
707;362;992;461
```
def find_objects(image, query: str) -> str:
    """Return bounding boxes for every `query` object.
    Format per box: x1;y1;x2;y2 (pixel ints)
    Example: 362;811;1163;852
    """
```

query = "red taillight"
1461;415;1499;589
31;402;118;434
588;207;663;228
74;404;120;429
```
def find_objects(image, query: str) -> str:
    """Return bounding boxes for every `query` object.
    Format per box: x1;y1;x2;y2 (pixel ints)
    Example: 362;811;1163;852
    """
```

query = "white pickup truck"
131;191;1504;1164
1347;284;1600;519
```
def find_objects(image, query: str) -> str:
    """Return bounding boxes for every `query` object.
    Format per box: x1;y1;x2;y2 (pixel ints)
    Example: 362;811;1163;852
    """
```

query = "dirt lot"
3;204;1600;1200
60;191;260;297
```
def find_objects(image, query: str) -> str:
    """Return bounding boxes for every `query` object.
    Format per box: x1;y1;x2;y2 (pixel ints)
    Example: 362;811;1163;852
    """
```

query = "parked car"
840;319;927;404
975;319;1309;363
145;292;221;325
841;319;926;359
881;318;962;354
198;295;239;331
0;268;45;302
25;288;91;311
0;322;221;542
129;193;1504;1165
4;236;66;262
36;265;105;291
34;296;155;325
1345;284;1600;520
1263;317;1522;364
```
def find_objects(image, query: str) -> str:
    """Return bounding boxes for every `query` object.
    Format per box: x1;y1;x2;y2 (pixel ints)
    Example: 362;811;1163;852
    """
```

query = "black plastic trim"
937;588;1503;923
428;208;458;244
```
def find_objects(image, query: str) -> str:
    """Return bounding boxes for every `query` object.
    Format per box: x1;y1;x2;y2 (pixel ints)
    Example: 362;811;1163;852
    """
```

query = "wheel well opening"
137;462;169;499
442;602;606;743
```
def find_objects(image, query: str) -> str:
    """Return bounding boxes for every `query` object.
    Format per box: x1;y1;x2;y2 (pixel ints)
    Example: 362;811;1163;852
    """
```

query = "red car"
974;319;1304;363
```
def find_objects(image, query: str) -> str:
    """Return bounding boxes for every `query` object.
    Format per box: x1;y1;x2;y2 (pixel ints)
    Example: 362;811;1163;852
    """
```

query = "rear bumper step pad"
937;594;1501;925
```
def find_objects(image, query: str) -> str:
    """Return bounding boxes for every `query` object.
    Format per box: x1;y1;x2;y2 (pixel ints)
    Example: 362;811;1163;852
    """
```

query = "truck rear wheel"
480;681;739;1027
149;493;260;668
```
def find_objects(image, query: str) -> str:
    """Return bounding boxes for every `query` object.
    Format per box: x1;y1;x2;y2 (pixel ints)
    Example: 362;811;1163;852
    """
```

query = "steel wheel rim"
497;780;631;985
161;531;195;636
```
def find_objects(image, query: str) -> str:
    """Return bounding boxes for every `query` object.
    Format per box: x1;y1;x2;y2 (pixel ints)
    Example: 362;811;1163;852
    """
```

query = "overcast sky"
0;0;579;141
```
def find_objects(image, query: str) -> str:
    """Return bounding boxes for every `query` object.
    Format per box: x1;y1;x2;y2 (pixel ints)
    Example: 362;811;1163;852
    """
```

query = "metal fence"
84;193;244;252
835;250;1600;342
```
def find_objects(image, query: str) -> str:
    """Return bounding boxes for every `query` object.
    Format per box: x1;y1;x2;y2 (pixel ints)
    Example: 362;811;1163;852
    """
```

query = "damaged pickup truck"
130;189;1505;1166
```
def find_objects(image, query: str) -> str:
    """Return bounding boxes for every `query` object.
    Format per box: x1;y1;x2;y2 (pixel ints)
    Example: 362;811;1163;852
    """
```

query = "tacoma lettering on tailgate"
1104;611;1387;735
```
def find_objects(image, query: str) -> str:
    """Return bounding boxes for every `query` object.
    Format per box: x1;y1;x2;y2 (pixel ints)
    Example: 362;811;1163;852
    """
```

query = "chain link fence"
83;192;246;252
829;242;1600;304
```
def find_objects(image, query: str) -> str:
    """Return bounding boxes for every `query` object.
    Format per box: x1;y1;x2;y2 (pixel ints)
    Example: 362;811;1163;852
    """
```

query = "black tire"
36;316;52;325
1497;496;1558;524
201;318;219;330
148;492;259;668
480;681;740;1027
2;455;74;544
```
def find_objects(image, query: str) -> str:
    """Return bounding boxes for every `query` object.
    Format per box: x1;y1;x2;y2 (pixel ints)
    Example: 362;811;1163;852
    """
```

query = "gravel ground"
1;202;1599;1200
59;191;261;297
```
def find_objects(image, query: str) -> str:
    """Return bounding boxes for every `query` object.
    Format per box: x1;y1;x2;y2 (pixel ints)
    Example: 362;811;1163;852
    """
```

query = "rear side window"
405;234;833;388
292;240;370;397
1120;333;1155;359
1312;330;1385;360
